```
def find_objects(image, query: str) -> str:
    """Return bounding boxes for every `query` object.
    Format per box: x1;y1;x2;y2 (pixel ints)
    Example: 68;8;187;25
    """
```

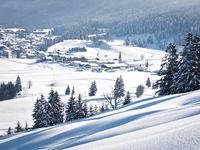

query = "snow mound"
0;90;200;150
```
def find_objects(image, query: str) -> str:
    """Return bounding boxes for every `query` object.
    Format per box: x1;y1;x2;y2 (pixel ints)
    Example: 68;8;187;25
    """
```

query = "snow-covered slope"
1;90;200;150
0;55;161;135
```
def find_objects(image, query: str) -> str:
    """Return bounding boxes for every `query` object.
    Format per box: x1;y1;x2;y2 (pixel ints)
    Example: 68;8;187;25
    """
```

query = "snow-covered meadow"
0;40;164;135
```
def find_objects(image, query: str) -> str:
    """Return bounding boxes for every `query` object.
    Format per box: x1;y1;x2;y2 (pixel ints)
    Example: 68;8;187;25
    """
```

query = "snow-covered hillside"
0;42;162;135
1;90;200;150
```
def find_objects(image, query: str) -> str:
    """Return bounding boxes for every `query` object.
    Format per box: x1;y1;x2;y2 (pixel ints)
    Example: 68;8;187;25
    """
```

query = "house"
125;61;145;71
26;53;35;59
101;63;127;70
85;63;99;69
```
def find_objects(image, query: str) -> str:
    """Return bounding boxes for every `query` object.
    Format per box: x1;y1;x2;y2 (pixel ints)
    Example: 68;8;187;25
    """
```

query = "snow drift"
0;90;200;150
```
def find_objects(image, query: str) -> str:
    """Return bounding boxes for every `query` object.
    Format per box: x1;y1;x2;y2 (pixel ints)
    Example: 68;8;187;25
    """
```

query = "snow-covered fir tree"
156;43;179;96
82;101;88;118
48;90;64;125
123;91;131;105
7;127;12;135
25;122;28;131
146;77;151;88
76;94;85;119
15;75;22;93
89;81;97;96
136;85;144;98
15;121;23;133
174;33;200;93
114;75;125;100
65;85;70;95
32;94;49;128
66;87;78;122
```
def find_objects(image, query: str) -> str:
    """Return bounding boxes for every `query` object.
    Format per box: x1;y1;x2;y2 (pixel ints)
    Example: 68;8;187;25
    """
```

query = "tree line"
156;33;200;96
0;75;22;101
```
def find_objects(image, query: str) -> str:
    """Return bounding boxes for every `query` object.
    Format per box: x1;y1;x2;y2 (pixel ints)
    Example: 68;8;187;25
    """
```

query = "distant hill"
0;0;200;48
0;0;199;28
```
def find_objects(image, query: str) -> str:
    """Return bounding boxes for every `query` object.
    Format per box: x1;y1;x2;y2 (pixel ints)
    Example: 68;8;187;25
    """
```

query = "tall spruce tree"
66;87;78;122
48;91;64;125
146;77;151;88
83;101;88;118
15;121;23;133
15;75;22;93
89;81;97;96
76;94;85;119
32;95;49;128
65;85;70;95
156;43;179;96
174;33;200;93
114;75;125;100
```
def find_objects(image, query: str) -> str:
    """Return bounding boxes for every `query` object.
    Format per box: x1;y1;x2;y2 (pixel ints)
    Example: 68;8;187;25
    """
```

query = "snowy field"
0;40;164;135
0;40;199;149
1;89;200;150
0;58;160;135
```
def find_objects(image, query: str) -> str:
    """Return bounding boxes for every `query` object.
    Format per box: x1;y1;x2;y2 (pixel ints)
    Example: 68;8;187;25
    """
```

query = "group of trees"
8;76;149;134
32;87;102;130
104;75;146;109
89;81;97;96
32;89;64;128
7;121;29;135
0;76;22;101
156;33;200;96
66;81;97;97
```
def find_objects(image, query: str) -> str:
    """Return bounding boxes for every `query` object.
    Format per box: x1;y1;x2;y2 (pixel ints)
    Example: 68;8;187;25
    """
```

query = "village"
0;27;149;73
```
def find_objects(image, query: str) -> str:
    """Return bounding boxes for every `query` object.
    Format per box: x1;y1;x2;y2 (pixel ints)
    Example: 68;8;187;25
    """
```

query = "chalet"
26;53;35;59
101;63;127;69
125;61;145;71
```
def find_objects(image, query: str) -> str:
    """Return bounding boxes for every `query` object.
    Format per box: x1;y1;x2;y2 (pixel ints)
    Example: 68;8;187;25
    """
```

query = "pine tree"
89;104;94;116
146;77;151;88
15;75;22;93
25;122;28;131
89;81;97;96
83;101;88;118
65;85;70;95
156;43;179;96
66;87;78;122
32;95;49;128
48;90;64;125
123;91;131;105
136;85;144;98
76;94;85;119
7;127;12;135
15;121;23;133
114;75;125;100
174;33;200;93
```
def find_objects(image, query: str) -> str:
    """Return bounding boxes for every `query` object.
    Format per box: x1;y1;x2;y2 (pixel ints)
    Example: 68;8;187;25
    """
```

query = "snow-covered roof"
102;63;127;68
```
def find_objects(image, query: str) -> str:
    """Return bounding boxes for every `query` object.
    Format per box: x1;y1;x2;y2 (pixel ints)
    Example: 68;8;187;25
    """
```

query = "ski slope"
1;90;200;150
